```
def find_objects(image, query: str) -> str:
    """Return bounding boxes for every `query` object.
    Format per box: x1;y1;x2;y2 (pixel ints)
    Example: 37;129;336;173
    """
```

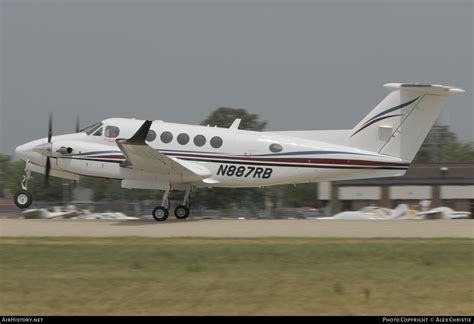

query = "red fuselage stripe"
86;152;409;167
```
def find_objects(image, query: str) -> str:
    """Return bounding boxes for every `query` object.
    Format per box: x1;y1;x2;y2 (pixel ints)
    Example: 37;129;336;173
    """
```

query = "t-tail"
347;83;464;162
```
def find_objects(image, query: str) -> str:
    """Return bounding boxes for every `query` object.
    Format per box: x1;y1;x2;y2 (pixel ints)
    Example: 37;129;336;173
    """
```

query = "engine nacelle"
51;142;75;156
56;146;74;155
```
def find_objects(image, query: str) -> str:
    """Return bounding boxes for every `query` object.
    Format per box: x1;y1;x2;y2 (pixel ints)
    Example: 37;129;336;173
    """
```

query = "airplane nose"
15;140;43;162
15;143;30;161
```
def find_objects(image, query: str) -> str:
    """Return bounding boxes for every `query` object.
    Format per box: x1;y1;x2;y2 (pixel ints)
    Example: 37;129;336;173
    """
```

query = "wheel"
14;190;33;209
152;206;169;222
174;205;190;220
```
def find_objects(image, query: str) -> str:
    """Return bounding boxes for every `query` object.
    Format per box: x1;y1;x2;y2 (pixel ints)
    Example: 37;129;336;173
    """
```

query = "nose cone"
15;143;31;161
15;138;47;162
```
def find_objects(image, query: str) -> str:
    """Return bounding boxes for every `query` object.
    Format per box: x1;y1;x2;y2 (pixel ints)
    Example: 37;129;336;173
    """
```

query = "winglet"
126;120;153;145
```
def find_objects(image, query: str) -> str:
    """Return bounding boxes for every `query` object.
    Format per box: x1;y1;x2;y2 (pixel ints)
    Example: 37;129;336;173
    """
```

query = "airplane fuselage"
16;118;410;189
13;83;464;220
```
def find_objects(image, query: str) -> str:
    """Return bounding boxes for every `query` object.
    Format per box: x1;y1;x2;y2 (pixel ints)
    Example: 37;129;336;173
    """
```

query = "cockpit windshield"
80;122;103;135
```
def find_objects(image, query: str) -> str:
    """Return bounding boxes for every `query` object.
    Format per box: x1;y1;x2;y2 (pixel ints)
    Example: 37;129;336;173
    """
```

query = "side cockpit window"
92;127;103;136
105;126;120;138
80;122;103;135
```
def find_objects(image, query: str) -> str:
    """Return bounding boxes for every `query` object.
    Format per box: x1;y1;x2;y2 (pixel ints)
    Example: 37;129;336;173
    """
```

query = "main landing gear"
151;186;192;222
174;187;191;220
14;168;33;209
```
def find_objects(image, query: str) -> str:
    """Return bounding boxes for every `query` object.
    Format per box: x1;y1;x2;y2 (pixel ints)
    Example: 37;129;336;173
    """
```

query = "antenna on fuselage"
229;119;241;130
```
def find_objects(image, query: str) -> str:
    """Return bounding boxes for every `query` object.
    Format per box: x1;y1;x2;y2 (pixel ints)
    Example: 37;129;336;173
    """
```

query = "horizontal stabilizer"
384;83;464;95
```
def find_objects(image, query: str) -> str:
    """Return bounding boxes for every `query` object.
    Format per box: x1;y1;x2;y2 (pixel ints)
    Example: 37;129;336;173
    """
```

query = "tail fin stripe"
346;83;463;162
362;96;419;126
378;94;426;154
351;114;403;137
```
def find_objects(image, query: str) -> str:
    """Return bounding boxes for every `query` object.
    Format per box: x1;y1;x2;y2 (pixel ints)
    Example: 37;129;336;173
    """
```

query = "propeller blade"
45;157;51;187
76;117;80;133
48;113;53;143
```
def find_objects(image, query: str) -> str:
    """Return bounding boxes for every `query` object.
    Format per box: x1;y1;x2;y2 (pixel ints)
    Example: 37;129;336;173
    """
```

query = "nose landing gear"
14;190;33;209
14;168;33;209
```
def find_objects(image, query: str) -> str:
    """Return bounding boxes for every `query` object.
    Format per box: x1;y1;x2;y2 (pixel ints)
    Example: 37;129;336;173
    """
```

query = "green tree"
414;130;474;163
414;147;430;163
194;107;268;213
0;154;11;197
201;107;267;131
193;187;266;213
76;176;159;202
278;183;319;207
4;159;72;203
440;132;474;162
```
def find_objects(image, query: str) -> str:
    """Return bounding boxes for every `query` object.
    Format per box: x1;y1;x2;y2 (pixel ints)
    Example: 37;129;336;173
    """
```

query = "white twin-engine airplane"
14;83;464;221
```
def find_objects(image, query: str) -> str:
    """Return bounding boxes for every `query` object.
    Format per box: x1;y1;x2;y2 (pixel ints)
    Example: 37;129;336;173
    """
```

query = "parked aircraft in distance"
14;83;464;221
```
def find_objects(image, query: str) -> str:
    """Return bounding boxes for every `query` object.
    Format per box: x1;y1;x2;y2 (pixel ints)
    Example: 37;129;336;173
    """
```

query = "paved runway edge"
1;219;473;238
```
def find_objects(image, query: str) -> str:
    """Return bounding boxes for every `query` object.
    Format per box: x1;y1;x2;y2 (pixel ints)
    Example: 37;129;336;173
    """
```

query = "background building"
318;163;474;215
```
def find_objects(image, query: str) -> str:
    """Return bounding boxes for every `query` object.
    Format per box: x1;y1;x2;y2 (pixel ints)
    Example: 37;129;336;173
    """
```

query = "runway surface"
1;218;473;238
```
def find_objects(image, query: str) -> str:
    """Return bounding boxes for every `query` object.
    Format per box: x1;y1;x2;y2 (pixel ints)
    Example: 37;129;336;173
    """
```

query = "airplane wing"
417;207;472;220
415;210;443;220
115;120;211;181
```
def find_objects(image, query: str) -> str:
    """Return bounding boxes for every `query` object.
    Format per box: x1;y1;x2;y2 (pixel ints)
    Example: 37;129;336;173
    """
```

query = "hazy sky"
1;0;472;155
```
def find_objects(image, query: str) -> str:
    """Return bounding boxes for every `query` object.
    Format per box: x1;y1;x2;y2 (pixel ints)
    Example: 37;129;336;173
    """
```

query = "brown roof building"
318;163;474;215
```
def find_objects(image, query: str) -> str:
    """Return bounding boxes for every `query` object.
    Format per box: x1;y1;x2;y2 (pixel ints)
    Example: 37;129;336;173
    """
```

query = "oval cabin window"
146;130;156;142
160;131;173;143
210;136;223;148
177;133;190;145
193;135;206;147
269;143;283;153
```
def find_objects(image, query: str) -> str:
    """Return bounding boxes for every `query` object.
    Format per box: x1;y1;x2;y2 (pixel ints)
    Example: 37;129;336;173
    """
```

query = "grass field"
0;237;472;315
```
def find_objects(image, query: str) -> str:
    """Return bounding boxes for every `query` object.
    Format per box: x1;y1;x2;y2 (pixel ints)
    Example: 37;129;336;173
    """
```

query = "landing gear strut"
174;187;192;220
152;187;171;222
151;186;192;222
14;167;33;209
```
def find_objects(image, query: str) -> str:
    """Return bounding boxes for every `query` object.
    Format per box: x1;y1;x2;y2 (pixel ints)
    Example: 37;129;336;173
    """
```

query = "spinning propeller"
35;114;77;187
44;113;53;187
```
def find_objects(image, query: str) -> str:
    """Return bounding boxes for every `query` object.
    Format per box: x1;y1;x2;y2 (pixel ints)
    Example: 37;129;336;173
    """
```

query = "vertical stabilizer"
347;83;464;161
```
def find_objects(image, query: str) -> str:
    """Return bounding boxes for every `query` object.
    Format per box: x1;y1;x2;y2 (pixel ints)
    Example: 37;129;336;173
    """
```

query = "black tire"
174;205;190;220
14;190;33;209
152;206;169;222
